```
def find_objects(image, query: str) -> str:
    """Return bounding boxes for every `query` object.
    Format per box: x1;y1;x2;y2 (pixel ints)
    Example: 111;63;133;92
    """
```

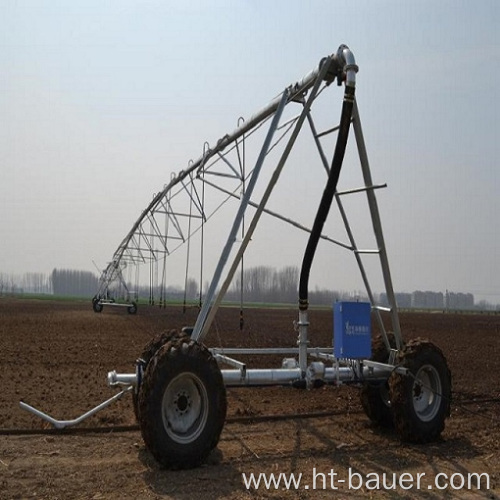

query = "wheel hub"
175;393;189;413
412;364;442;422
162;372;209;444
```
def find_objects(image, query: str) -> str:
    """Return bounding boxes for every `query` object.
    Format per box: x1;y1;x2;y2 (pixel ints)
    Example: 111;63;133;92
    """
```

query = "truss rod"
152;210;203;219
306;110;330;176
336;184;387;196
200;176;353;251
315;123;341;139
180;174;205;218
216;151;243;179
146;214;170;251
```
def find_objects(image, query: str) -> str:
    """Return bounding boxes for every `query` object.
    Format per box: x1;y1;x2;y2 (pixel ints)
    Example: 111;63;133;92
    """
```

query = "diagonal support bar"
191;89;290;341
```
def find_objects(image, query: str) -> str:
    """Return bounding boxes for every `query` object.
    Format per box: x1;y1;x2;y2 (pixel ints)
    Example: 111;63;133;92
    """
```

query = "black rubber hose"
298;85;355;310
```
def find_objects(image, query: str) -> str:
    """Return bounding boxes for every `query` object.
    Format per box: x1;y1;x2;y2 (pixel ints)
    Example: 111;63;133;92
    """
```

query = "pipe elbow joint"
335;44;358;87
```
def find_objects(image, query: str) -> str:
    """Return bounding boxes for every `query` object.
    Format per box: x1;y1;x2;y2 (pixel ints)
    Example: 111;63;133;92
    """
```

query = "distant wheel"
138;332;226;469
127;301;137;315
92;298;103;313
360;334;397;428
389;338;451;443
132;330;180;421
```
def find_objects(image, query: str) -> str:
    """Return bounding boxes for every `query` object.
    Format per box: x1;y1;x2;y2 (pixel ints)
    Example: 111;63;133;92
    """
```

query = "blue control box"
334;301;372;359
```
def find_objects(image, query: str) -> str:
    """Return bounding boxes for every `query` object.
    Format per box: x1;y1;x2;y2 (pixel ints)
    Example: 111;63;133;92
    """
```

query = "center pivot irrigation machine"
21;45;452;469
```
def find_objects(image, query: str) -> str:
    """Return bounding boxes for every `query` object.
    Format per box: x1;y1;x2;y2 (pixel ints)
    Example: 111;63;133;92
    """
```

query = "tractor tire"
389;338;451;443
132;330;180;421
127;301;138;315
92;298;103;313
137;331;227;469
360;333;397;428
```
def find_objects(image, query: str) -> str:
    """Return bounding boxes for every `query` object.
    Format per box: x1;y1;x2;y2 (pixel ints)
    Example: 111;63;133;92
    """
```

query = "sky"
1;0;499;303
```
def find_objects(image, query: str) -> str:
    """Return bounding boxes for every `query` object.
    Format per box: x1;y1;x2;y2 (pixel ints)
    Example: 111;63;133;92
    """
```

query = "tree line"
0;272;52;295
51;269;98;296
0;269;98;297
1;265;497;311
0;264;393;307
225;265;359;305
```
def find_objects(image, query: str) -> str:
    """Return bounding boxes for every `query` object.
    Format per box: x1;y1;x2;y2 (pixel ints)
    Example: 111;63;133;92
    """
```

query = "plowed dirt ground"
0;298;498;499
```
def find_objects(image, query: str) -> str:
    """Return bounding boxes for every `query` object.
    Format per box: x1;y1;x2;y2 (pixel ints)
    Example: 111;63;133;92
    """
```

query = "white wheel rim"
162;372;209;444
412;364;442;422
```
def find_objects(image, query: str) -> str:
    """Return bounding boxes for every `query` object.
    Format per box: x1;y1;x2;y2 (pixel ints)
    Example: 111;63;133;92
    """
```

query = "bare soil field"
0;298;499;499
